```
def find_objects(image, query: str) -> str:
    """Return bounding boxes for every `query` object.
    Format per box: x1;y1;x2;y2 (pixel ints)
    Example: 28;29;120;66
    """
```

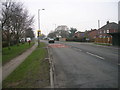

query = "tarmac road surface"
42;40;118;88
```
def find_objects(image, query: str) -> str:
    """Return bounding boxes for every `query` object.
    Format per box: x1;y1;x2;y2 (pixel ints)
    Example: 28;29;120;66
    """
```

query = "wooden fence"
95;37;112;44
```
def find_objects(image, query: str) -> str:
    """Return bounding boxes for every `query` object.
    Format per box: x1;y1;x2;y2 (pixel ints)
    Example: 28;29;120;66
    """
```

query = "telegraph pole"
37;9;45;46
98;20;100;29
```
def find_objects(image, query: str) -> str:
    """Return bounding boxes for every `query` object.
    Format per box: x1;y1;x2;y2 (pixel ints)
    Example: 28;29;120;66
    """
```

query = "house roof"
99;22;118;30
76;31;84;33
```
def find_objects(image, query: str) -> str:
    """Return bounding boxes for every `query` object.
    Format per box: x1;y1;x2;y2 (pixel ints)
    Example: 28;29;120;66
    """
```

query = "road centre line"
71;46;82;51
86;52;105;60
79;49;82;51
73;47;82;51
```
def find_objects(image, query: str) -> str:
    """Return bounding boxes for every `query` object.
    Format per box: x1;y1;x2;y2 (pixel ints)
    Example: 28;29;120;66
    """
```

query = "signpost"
86;38;89;42
38;30;41;46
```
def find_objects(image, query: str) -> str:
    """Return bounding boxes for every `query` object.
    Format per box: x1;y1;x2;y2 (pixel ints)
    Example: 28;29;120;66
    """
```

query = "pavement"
43;40;118;88
2;42;38;80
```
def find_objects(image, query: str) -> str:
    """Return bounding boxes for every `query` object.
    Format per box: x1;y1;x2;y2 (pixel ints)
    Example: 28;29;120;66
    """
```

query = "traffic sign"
38;30;41;32
37;30;41;37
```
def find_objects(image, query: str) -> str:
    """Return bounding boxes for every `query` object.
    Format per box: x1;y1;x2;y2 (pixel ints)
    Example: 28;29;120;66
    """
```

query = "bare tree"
25;27;35;39
1;1;34;49
47;31;57;38
1;1;13;49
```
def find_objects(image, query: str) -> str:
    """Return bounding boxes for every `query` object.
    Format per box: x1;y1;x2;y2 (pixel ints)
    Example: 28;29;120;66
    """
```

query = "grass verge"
2;42;50;88
94;43;112;46
2;42;34;65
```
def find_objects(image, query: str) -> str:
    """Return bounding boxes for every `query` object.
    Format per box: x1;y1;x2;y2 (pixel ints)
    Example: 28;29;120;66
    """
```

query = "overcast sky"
19;0;119;36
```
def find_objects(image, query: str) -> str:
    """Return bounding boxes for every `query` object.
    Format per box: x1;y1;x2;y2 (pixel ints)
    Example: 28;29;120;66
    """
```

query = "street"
43;40;118;88
1;1;119;89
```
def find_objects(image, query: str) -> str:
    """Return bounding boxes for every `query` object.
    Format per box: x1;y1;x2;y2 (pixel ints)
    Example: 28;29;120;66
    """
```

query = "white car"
26;37;31;42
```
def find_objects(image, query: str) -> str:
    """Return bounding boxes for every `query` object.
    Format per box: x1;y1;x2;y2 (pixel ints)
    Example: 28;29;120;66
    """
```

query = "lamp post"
38;9;45;46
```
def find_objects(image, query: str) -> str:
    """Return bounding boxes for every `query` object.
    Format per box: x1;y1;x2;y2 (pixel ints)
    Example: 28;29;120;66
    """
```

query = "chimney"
107;21;109;24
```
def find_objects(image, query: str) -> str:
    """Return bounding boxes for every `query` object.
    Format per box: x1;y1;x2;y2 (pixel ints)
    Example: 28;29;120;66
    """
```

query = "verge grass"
2;42;34;65
94;43;112;46
3;42;50;88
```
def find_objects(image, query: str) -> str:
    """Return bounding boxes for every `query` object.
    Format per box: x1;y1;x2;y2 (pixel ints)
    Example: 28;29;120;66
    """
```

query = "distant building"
74;31;85;39
74;29;98;42
87;29;98;42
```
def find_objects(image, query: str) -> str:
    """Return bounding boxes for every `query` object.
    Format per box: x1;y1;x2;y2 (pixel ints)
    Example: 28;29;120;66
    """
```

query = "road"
42;40;118;88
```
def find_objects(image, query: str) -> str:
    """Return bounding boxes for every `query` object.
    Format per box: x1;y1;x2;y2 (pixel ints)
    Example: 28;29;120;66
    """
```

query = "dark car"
48;38;55;43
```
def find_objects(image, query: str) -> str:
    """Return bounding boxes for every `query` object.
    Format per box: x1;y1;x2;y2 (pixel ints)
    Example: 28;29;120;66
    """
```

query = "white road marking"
86;52;105;60
79;49;82;51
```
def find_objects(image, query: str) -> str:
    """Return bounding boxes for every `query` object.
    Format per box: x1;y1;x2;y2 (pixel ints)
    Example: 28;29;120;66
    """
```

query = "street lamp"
38;9;45;46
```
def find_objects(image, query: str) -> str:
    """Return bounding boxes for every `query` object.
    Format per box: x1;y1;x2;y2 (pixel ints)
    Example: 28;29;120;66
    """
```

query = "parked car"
48;38;55;43
26;37;31;42
20;38;25;42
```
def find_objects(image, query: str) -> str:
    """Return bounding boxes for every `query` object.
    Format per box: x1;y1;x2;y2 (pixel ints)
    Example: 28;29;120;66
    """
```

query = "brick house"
108;21;120;46
73;21;119;45
74;30;98;42
95;21;119;45
87;29;98;42
74;31;85;39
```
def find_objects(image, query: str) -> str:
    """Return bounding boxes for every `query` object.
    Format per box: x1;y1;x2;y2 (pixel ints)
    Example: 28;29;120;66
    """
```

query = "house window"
107;30;109;33
99;35;102;38
103;36;106;38
94;36;96;38
104;30;106;33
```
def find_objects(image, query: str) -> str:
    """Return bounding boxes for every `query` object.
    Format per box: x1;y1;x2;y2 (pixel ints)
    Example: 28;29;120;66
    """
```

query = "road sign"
86;38;89;41
38;30;41;32
37;30;41;37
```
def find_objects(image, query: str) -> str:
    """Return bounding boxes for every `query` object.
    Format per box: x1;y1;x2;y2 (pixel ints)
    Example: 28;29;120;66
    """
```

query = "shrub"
2;41;8;47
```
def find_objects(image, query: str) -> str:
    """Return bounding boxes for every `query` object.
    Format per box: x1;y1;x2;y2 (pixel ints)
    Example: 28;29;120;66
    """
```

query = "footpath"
2;42;38;80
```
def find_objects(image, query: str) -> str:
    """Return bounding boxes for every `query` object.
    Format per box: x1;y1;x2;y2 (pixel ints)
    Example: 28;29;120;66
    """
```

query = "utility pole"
37;9;45;47
38;9;40;47
98;20;100;29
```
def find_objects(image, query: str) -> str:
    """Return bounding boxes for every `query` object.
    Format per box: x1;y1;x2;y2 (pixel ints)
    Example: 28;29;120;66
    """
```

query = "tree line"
1;1;34;49
47;27;92;42
47;27;77;39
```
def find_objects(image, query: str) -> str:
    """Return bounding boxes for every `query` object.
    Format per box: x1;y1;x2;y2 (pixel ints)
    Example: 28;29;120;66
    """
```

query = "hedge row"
66;38;88;42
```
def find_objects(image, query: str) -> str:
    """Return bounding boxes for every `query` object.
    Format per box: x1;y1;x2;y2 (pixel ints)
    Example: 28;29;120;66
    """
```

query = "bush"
55;37;59;41
66;38;81;42
2;40;18;47
66;38;88;42
2;41;8;47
